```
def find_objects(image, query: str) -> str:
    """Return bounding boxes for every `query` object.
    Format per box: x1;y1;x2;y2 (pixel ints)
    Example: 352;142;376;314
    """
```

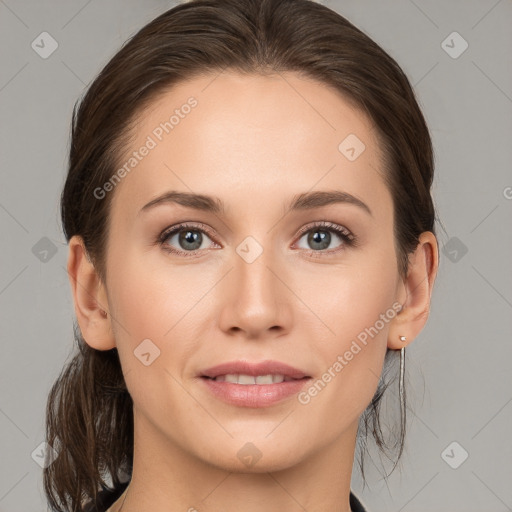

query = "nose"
217;244;292;340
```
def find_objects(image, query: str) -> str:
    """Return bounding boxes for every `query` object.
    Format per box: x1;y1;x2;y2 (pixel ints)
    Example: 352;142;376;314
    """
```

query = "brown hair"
45;0;436;509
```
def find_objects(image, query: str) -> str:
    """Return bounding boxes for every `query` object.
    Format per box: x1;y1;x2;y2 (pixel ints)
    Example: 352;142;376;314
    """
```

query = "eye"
293;221;356;257
158;222;218;257
158;220;357;258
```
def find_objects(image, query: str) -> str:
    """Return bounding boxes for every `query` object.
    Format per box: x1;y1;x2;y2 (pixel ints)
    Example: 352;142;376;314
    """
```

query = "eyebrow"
139;190;372;217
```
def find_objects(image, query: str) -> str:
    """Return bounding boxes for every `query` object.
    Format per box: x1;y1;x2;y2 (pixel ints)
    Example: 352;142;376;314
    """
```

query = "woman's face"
101;71;405;472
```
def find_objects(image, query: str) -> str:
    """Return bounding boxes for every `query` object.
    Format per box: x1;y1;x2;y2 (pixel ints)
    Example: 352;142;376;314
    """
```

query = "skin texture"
67;71;438;512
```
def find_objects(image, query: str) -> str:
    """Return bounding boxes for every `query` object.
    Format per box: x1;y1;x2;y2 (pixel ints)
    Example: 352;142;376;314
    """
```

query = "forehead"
109;70;389;221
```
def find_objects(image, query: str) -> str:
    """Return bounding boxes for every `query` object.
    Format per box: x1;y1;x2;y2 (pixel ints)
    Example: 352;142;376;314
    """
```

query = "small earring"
399;335;407;342
100;309;108;318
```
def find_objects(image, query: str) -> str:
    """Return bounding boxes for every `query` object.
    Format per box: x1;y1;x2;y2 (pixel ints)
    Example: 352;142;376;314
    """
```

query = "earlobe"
388;231;439;350
67;235;116;351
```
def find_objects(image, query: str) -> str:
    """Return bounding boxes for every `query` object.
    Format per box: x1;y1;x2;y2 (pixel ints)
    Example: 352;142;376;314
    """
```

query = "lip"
200;360;310;380
199;360;311;408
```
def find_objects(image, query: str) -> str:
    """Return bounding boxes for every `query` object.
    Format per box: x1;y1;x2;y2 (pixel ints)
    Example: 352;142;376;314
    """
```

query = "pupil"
180;230;201;250
309;230;330;250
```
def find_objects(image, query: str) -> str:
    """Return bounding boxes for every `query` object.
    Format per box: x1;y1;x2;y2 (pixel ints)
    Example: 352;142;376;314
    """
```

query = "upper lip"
200;360;310;379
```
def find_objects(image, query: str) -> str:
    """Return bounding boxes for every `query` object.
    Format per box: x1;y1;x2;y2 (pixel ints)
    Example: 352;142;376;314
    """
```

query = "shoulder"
82;481;129;512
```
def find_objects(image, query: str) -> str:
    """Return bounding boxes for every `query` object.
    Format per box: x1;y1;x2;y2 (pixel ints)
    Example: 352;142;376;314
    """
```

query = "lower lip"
200;377;311;408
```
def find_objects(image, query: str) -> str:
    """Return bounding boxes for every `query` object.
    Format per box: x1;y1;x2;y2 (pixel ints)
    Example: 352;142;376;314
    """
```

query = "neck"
113;407;359;512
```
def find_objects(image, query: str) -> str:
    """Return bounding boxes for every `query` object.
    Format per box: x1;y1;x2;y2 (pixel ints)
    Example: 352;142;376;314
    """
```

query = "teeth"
212;374;291;384
238;374;256;385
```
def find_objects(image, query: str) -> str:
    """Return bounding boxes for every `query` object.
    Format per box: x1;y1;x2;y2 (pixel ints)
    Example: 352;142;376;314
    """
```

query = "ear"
388;231;439;349
67;235;116;350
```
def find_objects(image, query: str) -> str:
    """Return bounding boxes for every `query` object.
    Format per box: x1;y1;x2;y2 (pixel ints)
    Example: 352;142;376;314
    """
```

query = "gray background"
0;0;511;511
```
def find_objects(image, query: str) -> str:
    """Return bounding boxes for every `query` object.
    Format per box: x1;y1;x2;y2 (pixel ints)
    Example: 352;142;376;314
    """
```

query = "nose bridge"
219;235;287;335
235;238;279;307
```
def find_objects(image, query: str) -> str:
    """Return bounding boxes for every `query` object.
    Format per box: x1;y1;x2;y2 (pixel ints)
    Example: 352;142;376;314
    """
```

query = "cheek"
108;227;398;354
295;243;398;411
296;242;398;343
107;247;207;340
105;251;204;415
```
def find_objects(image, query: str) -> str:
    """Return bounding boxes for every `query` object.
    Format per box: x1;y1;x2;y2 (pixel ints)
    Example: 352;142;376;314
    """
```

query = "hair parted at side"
45;0;436;510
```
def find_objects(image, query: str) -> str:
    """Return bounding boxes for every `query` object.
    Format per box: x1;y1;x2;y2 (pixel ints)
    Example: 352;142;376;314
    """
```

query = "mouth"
201;374;308;384
199;360;311;381
198;360;311;407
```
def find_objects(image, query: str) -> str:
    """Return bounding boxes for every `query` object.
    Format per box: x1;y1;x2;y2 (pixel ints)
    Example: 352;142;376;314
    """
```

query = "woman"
44;0;439;511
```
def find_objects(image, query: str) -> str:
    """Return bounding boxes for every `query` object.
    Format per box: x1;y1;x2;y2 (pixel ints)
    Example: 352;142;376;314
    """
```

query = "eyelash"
157;221;357;258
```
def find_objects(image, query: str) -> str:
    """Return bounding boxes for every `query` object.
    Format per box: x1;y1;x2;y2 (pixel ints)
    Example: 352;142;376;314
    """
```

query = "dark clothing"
350;491;368;512
83;479;368;512
82;481;128;512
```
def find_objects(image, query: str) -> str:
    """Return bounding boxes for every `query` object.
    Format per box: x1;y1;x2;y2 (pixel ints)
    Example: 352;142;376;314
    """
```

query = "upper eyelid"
161;221;213;237
295;221;352;238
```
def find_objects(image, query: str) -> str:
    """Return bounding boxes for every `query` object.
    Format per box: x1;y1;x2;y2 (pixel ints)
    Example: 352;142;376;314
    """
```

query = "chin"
197;438;310;474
